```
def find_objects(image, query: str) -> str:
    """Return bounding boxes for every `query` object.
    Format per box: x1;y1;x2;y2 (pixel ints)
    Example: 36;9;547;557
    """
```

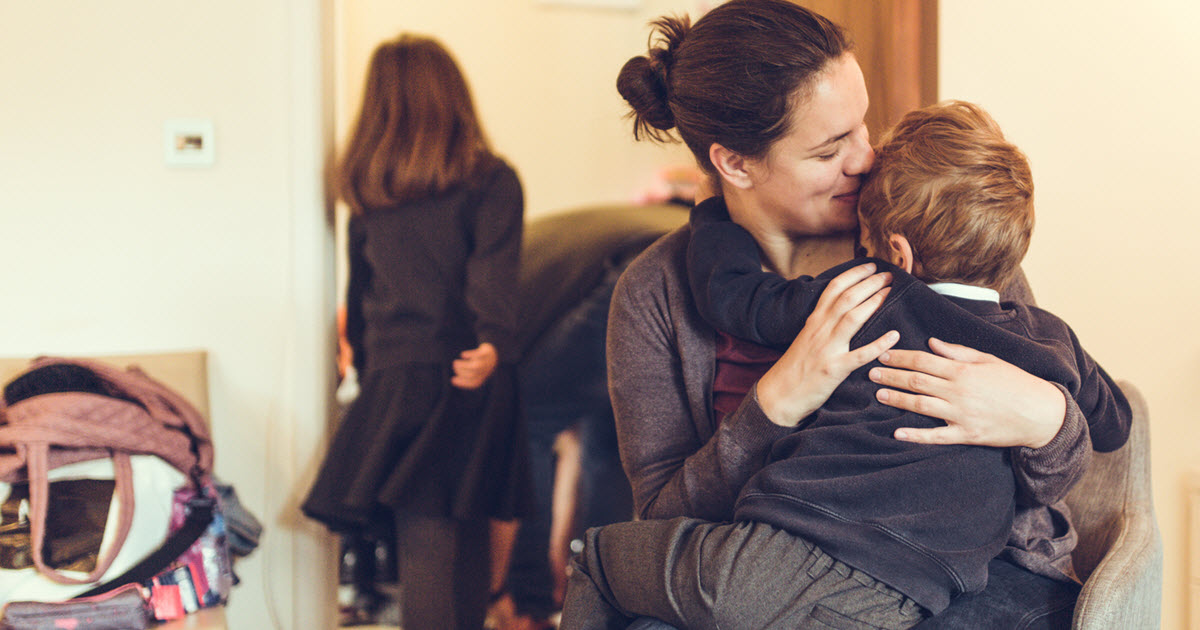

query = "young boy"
683;100;1131;613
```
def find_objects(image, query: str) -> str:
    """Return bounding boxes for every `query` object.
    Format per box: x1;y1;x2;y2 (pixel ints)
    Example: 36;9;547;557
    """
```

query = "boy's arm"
687;216;828;348
1011;316;1132;506
1063;327;1133;452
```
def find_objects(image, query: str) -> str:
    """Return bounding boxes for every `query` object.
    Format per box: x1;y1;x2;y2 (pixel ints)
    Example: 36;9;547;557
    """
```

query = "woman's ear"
887;234;915;274
709;143;753;190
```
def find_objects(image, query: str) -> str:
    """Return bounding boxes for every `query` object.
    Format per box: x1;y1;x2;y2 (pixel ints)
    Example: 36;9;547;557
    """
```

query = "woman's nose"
845;126;874;176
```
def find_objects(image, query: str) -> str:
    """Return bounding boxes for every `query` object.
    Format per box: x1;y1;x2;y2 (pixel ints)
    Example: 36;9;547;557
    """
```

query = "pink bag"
0;357;214;586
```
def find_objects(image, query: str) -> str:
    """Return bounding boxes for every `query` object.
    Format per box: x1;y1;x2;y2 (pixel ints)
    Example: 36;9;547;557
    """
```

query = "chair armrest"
1072;507;1162;629
1070;380;1162;629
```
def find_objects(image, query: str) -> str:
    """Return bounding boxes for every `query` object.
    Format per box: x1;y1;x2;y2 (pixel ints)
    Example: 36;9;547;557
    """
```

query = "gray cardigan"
606;226;1093;582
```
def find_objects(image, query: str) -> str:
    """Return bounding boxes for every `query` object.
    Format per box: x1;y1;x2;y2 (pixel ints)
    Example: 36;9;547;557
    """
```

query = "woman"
561;1;1089;628
301;34;529;630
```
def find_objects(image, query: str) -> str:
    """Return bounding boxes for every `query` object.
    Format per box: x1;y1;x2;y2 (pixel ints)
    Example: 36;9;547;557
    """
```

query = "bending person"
506;204;688;627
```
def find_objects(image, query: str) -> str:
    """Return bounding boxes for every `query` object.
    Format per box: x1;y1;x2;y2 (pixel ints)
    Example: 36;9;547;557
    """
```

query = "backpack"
0;356;217;594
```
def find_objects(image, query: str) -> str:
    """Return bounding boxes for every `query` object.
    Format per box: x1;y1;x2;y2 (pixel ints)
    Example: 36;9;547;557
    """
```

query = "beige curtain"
795;0;938;140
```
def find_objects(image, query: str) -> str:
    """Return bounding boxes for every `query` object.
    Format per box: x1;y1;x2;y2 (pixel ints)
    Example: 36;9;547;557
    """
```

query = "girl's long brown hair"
336;34;494;213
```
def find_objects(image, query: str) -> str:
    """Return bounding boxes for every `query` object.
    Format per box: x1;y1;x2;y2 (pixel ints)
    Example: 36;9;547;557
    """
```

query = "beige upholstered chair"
1066;380;1162;629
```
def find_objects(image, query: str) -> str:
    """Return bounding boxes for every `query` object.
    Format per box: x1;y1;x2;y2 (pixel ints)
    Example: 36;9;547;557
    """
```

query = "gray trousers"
560;517;926;630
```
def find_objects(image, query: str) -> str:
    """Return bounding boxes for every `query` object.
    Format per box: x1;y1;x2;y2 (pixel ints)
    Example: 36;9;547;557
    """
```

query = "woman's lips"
834;190;859;204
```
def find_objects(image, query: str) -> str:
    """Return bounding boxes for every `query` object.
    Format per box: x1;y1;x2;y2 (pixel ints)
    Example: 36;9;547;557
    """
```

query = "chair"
1065;380;1162;629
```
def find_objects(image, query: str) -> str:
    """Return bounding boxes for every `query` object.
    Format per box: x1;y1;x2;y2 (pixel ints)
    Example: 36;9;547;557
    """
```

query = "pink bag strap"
24;442;136;585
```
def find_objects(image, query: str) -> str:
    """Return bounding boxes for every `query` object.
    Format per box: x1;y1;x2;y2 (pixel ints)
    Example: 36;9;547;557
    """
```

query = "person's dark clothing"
509;204;689;617
515;204;691;359
345;159;524;372
685;197;1131;613
303;158;531;532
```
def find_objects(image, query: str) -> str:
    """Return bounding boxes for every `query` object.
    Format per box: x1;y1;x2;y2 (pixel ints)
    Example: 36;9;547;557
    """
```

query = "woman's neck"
720;192;857;279
757;231;857;279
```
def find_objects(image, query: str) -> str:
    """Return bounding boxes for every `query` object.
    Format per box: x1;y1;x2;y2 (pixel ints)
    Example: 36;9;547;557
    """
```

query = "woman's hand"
871;338;1067;448
451;342;498;389
757;263;898;427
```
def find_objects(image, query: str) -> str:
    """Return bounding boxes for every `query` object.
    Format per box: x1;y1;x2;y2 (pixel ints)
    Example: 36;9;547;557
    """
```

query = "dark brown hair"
336;34;494;213
617;0;850;178
858;100;1035;290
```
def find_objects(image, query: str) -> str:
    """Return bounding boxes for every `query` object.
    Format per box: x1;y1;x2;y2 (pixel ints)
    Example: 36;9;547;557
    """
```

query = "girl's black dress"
303;159;531;531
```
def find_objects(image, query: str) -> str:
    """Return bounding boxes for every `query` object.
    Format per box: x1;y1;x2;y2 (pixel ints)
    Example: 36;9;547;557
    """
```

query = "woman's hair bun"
617;15;690;141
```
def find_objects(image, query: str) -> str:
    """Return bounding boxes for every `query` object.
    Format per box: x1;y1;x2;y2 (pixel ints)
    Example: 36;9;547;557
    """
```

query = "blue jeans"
912;558;1079;629
627;557;1079;629
509;266;633;617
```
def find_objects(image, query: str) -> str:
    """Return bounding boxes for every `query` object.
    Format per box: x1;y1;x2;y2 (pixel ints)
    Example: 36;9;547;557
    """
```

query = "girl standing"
303;33;529;630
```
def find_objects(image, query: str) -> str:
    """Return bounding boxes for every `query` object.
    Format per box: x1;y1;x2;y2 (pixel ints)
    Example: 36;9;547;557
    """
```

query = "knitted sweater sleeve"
607;232;793;522
687;201;827;348
464;162;524;363
345;216;370;374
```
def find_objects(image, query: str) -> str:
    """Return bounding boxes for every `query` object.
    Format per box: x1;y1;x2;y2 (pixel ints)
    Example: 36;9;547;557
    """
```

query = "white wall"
0;1;336;627
940;2;1200;628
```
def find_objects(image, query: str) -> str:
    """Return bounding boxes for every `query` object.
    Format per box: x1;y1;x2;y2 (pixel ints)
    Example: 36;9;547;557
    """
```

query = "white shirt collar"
927;282;1000;303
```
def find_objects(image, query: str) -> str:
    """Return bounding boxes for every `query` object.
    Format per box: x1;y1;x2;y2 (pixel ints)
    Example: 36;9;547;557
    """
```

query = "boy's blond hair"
857;100;1034;291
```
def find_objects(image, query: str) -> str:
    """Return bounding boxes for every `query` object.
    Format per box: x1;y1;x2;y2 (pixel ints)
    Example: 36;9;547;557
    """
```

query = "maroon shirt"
712;331;780;425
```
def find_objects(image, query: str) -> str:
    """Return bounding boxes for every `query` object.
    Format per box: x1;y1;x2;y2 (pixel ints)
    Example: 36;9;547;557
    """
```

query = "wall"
335;0;702;219
0;1;336;627
940;2;1200;627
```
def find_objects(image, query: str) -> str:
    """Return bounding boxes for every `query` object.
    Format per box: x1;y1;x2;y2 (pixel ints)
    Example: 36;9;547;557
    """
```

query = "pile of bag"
0;357;261;629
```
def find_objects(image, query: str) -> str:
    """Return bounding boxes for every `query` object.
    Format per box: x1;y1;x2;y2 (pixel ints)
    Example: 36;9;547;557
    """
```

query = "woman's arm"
609;250;896;521
865;266;1105;507
755;264;898;426
869;338;1093;505
608;256;788;522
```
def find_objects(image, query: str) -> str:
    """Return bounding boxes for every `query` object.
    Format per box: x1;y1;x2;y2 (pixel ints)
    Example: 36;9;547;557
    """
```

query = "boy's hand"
451;342;499;390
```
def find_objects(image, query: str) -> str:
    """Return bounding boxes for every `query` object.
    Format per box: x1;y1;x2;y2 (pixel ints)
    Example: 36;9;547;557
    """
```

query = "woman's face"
742;53;873;237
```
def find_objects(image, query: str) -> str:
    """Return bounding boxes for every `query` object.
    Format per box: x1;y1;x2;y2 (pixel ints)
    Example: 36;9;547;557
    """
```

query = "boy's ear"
709;143;753;190
887;234;915;274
